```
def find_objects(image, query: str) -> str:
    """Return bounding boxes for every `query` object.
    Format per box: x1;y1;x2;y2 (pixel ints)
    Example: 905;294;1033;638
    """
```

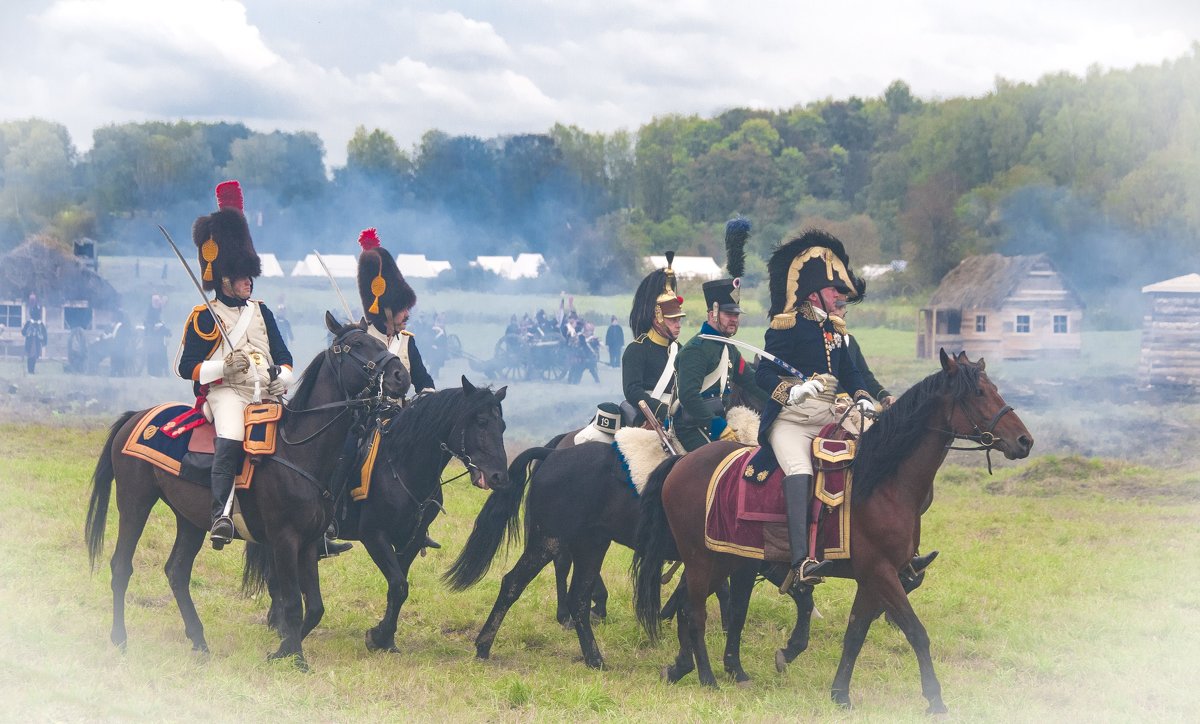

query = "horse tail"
242;541;272;598
443;445;553;591
543;432;568;449
86;410;139;571
632;453;684;642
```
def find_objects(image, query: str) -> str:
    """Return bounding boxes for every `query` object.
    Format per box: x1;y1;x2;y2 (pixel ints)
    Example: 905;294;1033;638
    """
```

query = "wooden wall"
1139;293;1200;386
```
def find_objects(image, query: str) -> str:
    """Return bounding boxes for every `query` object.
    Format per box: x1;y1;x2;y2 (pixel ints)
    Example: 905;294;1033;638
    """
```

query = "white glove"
268;366;294;396
787;378;825;405
856;397;876;414
223;350;250;377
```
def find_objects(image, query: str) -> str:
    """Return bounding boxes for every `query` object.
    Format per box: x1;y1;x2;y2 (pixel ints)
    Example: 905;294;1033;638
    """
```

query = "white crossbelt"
648;341;679;402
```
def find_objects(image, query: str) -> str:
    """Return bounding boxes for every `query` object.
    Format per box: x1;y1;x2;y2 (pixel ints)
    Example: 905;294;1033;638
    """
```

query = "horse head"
324;311;410;400
939;348;1033;460
450;375;510;491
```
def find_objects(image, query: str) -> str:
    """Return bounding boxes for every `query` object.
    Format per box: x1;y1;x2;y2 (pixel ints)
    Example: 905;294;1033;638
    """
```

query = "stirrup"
210;517;234;550
779;558;828;594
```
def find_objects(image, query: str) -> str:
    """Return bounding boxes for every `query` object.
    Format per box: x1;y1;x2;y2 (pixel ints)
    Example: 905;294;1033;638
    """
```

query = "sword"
157;225;235;354
698;334;806;379
638;400;680;456
312;250;355;322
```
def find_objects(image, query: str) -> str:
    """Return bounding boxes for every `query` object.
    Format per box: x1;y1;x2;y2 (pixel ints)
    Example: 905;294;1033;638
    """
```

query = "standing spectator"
22;295;47;375
605;315;624;368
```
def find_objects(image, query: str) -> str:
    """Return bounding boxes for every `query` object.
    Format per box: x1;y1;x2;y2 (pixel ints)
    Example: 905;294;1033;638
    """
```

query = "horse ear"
461;375;477;394
325;311;339;335
939;348;957;375
956;350;970;364
358;316;368;330
494;386;507;402
977;357;986;371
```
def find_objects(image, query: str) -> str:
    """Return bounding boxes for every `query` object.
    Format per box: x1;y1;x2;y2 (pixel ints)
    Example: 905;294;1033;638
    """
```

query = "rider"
355;228;440;550
176;180;295;549
621;252;685;427
755;230;874;592
673;219;768;451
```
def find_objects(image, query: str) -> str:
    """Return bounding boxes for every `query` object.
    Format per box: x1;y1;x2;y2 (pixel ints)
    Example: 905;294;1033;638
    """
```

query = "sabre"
313;250;355;322
698;334;806;379
157;224;235;354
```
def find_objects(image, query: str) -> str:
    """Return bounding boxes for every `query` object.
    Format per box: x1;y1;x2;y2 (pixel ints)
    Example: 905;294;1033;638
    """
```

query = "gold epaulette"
401;330;414;337
188;306;220;342
769;311;797;330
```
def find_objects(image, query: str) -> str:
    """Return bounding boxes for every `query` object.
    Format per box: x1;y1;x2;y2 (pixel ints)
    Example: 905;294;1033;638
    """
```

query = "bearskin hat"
192;180;261;292
766;229;858;329
630;251;684;337
356;228;416;335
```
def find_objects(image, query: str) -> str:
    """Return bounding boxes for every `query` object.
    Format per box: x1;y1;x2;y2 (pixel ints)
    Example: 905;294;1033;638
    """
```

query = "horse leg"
758;563;816;671
878;570;947;714
830;584;884;709
297;541;325;640
714;576;731;633
566;537;610;669
361;530;410;653
108;483;159;651
721;566;756;684
553;551;572;626
163;513;209;652
684;562;720;688
663;594;696;683
591;573;609;621
475;537;558;660
266;533;308;670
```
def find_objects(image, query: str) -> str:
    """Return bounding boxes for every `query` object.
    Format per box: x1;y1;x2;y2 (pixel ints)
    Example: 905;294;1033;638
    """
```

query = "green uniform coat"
674;322;769;451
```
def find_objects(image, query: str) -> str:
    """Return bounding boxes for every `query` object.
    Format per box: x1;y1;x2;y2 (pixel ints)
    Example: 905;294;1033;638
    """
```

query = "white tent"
258;253;284;278
643;255;723;281
290;253;357;277
471;253;546;280
395;254;453;278
1142;273;1200;293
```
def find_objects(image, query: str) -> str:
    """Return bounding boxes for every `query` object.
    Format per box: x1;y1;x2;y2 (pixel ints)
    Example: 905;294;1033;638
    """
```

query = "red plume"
358;228;381;250
215;180;243;212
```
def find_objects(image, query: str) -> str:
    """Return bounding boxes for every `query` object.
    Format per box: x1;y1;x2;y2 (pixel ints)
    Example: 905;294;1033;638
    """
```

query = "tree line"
2;45;1197;303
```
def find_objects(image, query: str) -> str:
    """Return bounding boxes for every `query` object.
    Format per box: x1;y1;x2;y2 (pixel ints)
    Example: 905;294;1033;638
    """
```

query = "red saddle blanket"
704;424;853;561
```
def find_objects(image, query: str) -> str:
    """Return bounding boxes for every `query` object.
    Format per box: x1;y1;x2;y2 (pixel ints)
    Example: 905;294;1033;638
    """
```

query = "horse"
85;314;409;669
444;437;816;672
246;377;512;654
632;350;1034;712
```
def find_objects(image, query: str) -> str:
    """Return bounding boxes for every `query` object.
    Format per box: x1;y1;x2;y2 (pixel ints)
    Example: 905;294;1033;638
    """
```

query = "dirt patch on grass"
987;455;1200;500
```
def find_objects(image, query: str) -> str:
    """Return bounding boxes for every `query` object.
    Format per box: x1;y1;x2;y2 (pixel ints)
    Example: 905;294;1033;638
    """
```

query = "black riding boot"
779;474;829;593
210;437;240;550
899;550;940;593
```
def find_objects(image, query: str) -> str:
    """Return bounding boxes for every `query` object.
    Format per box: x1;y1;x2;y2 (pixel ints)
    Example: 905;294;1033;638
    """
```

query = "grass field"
1;420;1198;722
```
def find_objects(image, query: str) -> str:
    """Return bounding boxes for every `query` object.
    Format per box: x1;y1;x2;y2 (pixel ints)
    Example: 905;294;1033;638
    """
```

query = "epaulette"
401;330;414;337
633;333;649;343
188;306;220;342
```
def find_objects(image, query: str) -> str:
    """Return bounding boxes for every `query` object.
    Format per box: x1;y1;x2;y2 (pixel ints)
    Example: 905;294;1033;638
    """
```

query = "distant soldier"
274;304;294;345
143;295;170;377
673;219;769;451
621;252;685;427
22;293;47;375
176;180;295;548
605;316;623;368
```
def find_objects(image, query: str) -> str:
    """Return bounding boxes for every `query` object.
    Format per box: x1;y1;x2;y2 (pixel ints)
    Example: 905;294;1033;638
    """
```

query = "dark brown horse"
633;350;1033;712
85;314;409;669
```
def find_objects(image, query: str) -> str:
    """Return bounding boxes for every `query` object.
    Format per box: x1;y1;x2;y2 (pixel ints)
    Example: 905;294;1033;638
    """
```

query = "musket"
698;334;807;379
157;225;235;354
312;250;355;322
638;400;680;456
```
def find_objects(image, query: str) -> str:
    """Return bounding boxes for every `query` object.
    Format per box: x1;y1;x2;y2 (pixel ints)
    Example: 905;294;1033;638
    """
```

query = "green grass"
1;422;1198;721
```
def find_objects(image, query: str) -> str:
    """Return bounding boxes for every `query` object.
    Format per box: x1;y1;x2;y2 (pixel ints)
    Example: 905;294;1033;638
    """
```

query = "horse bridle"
440;426;481;486
935;396;1015;474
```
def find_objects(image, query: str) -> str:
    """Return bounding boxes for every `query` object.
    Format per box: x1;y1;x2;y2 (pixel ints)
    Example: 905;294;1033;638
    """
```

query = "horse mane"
852;360;982;501
284;348;327;410
386;386;501;471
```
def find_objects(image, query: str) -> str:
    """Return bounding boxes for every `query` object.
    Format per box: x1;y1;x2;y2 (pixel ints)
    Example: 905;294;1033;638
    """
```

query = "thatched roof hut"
0;238;119;310
1139;273;1200;387
918;254;1084;360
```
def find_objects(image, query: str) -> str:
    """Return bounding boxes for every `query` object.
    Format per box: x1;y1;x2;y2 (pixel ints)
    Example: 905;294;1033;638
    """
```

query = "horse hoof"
365;629;393;653
926;702;948;715
660;665;672;682
585;658;606;671
775;649;787;673
475;648;491;661
735;679;752;689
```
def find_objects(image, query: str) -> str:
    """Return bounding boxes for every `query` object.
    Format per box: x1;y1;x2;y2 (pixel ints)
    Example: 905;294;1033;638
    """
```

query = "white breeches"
766;397;839;476
205;385;251;441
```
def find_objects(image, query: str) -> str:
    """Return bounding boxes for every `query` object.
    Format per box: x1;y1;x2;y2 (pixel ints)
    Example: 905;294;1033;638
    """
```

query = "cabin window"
63;305;93;330
946;310;961;335
1015;315;1031;334
975;315;987;333
1053;315;1068;334
0;303;21;328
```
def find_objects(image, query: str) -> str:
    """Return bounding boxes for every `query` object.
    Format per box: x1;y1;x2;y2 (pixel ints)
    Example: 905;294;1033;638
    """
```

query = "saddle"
704;423;855;561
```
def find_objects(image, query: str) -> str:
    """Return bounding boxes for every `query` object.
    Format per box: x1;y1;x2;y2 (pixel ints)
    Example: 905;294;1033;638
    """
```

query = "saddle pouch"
243;402;282;456
812;436;855;507
179;451;214;486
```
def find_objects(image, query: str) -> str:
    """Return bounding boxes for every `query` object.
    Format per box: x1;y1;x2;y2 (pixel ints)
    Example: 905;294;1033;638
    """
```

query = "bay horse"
85;314;408;669
245;377;511;654
444;439;816;672
633;350;1033;712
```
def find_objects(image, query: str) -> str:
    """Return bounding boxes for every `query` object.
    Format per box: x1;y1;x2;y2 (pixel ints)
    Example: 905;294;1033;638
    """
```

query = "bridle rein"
934;388;1015;475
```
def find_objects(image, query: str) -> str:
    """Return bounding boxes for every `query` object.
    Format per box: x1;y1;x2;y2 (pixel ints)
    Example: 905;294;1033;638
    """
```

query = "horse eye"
976;388;984;396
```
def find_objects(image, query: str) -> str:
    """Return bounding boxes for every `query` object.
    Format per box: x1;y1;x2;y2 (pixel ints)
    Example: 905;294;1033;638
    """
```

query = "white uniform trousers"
766;397;840;476
205;385;253;441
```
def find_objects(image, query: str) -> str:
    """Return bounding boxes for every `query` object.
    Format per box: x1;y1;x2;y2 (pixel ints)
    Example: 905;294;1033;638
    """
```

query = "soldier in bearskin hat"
176;180;295;548
355;228;435;394
673;218;769;451
620;252;686;426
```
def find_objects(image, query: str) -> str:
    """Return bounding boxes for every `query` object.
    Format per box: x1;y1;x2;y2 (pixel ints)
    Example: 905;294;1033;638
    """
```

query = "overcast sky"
1;0;1196;167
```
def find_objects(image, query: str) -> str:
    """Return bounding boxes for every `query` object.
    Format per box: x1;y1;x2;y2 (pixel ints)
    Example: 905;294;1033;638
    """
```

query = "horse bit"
937;397;1015;474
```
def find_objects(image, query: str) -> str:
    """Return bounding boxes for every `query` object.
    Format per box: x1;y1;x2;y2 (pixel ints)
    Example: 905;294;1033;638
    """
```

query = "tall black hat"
766;229;859;330
630;251;685;337
702;217;750;314
191;180;261;292
356;228;416;335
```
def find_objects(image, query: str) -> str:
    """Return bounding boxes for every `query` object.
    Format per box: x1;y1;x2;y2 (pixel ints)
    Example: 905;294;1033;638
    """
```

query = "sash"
221;301;258;355
648;341;679;403
699;345;729;398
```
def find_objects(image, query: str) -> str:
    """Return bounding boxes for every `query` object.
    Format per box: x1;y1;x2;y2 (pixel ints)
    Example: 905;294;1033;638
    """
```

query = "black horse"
445;439;817;671
86;314;408;668
249;377;512;653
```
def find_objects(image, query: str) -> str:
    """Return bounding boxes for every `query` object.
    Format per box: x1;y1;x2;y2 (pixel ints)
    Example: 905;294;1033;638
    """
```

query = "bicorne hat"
766;229;860;330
